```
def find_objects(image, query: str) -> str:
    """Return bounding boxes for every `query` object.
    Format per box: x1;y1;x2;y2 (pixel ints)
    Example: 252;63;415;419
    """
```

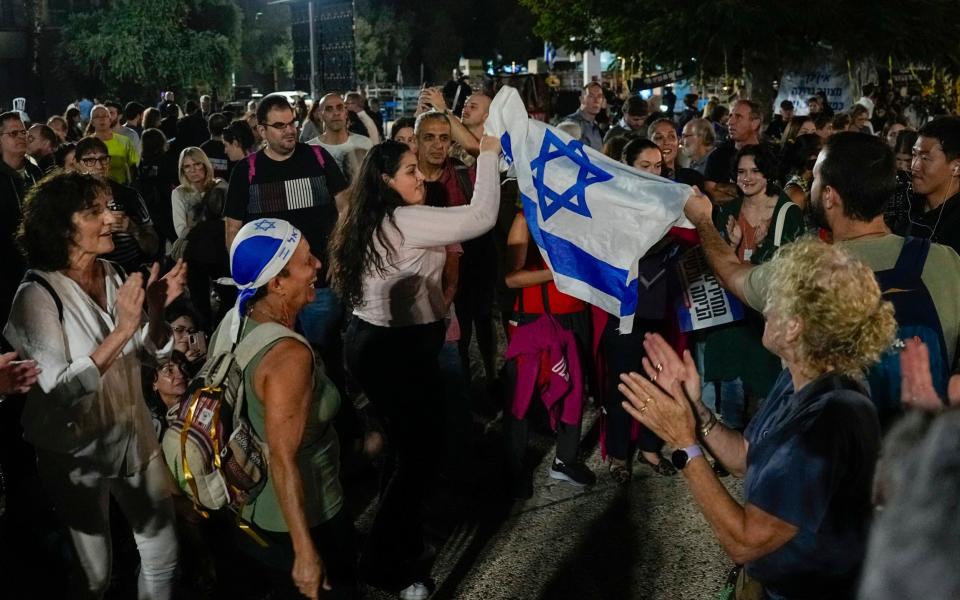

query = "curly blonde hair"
765;237;897;377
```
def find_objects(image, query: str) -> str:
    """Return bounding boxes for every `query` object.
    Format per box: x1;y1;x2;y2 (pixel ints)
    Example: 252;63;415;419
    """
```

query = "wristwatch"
671;444;703;470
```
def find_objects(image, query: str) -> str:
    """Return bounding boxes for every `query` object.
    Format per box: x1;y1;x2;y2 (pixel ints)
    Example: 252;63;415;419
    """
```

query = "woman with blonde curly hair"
618;238;896;600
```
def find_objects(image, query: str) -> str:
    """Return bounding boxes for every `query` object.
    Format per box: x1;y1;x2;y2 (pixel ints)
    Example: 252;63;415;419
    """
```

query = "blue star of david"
254;219;277;232
530;129;613;221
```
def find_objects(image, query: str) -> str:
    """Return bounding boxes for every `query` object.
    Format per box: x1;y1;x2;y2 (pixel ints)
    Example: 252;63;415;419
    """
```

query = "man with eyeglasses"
305;93;374;181
224;93;348;363
680;118;716;175
1;111;44;323
74;136;158;273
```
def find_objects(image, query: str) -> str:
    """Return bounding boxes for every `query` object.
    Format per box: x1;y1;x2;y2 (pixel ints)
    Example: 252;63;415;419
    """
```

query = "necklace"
249;304;290;327
843;230;888;242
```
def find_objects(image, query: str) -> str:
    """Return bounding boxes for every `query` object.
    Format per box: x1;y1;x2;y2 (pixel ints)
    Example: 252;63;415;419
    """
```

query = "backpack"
161;313;310;514
867;237;949;430
246;144;326;185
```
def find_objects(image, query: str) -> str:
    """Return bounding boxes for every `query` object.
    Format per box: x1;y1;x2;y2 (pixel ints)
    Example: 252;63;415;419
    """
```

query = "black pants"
234;507;358;599
455;232;498;379
344;317;445;587
504;310;591;476
601;317;666;460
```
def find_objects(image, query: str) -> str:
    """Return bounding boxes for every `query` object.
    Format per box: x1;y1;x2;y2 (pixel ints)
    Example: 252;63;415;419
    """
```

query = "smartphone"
188;332;207;355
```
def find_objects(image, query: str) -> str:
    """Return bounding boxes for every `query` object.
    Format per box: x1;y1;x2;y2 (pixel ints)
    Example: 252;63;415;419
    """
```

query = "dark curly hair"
17;172;110;271
328;140;410;307
734;144;781;196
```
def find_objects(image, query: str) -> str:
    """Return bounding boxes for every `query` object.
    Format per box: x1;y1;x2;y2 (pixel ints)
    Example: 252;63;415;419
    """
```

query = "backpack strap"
234;321;313;370
246;152;258;185
309;144;326;169
22;271;63;323
879;236;930;289
772;201;798;248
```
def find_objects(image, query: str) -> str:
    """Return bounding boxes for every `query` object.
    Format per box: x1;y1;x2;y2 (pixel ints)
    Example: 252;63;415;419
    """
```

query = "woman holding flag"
329;134;501;598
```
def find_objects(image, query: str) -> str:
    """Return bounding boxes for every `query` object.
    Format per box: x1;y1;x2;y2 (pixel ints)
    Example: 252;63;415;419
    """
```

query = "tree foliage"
354;0;413;84
520;0;960;84
60;0;241;98
240;3;293;87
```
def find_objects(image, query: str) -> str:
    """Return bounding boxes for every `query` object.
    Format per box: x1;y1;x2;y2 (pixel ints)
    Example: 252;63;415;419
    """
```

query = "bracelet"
700;415;719;439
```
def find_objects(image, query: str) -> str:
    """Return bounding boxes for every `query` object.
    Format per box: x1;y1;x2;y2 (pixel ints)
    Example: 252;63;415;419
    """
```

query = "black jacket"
0;158;42;322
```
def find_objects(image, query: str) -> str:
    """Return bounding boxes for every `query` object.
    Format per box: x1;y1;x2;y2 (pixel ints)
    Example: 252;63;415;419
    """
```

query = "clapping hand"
900;338;960;411
145;260;187;317
725;215;743;249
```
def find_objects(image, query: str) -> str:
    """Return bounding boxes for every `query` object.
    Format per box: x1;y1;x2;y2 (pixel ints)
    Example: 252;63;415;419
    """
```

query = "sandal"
608;458;631;484
637;451;677;476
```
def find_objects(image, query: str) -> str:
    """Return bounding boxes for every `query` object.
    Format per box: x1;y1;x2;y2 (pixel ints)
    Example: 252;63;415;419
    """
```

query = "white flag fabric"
484;85;694;333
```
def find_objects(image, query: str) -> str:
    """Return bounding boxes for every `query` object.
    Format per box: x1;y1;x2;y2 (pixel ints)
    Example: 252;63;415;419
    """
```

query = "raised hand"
145;260;187;317
116;273;146;337
479;135;501;155
900;338;945;412
420;87;448;113
683;186;712;225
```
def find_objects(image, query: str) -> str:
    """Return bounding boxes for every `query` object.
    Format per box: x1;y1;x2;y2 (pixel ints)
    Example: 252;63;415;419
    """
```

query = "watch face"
671;449;688;470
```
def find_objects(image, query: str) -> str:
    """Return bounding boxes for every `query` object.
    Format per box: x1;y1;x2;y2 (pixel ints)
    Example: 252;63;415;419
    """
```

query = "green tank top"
237;318;343;532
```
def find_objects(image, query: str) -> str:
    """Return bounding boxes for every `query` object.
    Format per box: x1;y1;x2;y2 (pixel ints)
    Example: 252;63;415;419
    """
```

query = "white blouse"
3;260;171;476
353;150;500;327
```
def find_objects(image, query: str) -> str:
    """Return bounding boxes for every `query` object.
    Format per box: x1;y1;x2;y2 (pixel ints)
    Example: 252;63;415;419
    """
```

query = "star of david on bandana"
254;219;277;232
530;129;613;221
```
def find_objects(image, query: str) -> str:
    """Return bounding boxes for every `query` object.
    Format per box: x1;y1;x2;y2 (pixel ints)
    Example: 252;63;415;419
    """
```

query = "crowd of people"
0;74;958;600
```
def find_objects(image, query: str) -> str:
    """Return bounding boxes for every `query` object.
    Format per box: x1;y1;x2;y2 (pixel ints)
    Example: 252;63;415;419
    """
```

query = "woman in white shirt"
170;146;227;242
329;136;500;598
4;172;187;599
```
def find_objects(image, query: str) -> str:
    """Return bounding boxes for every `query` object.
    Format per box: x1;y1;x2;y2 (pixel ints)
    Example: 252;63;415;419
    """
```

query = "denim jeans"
296;287;344;354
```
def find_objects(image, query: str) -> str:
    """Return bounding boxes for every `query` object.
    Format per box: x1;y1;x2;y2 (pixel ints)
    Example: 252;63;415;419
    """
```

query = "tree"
240;3;294;91
60;0;241;99
354;1;413;84
520;0;960;108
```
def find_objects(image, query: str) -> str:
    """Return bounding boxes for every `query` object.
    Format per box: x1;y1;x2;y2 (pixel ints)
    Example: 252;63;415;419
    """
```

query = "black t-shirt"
704;140;738;184
908;192;960;257
200;139;230;181
224;143;347;282
101;180;153;273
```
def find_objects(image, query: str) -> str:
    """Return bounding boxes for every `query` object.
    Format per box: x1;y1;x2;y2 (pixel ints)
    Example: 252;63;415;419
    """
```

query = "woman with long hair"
329;136;500;598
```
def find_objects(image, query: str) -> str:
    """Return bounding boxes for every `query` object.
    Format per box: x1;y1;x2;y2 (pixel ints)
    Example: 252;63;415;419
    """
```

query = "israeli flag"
485;86;693;333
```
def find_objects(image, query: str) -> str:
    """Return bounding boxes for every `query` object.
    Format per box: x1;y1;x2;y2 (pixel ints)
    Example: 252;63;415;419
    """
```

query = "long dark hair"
329;140;410;307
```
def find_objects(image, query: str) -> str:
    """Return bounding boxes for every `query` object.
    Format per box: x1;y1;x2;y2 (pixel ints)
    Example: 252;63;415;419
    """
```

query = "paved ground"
351;402;743;600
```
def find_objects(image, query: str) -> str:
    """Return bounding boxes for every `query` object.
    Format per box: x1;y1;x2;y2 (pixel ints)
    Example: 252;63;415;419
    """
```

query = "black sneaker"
549;458;597;487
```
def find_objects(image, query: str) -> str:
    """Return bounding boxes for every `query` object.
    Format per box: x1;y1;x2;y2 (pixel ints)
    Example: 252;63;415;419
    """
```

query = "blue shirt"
744;370;880;600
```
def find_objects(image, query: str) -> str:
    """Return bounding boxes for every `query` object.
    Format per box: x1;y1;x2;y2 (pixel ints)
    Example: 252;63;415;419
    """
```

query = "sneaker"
549;458;596;487
399;582;430;600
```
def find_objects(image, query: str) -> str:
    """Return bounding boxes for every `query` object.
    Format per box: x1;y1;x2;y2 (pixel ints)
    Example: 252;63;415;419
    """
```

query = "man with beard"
687;132;960;422
224;94;348;360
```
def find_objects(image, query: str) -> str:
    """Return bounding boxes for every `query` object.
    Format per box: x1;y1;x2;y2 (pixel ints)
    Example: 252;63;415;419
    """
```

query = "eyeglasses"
171;325;198;335
158;363;184;378
259;119;299;131
2;129;27;138
79;155;111;167
182;162;205;171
